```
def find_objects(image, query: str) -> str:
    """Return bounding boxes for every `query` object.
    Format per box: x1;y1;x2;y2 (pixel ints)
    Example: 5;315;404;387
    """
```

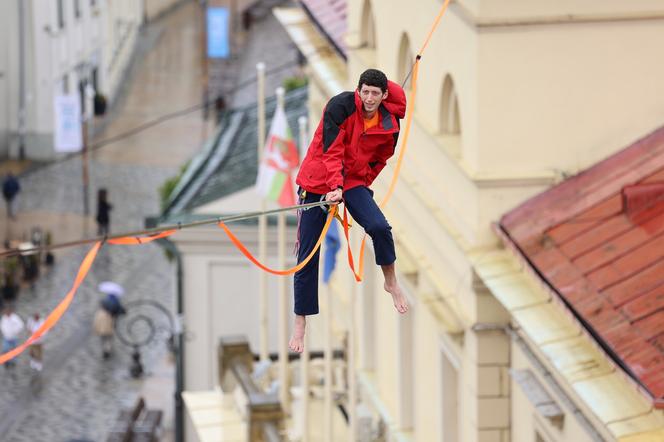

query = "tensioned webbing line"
0;200;334;259
0;201;337;364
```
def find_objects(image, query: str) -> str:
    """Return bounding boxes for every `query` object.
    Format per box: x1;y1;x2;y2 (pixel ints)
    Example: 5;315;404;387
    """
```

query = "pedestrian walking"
95;188;113;236
1;306;25;369
26;312;45;371
2;173;21;220
93;282;126;359
214;95;227;124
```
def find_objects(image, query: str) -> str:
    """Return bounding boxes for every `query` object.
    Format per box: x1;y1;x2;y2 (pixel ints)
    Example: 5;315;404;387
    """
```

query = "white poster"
54;95;82;152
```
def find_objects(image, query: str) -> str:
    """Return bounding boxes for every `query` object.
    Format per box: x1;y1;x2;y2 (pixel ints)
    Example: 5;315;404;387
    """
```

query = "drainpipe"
17;0;26;160
158;238;185;442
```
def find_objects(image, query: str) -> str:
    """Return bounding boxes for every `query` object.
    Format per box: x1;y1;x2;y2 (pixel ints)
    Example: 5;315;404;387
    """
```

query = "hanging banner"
207;7;230;59
54;95;82;152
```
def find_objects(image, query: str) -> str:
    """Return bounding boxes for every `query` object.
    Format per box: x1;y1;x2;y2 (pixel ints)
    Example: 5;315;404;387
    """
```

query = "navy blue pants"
294;186;396;315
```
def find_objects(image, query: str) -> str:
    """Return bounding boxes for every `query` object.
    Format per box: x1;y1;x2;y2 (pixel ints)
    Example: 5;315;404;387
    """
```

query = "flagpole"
307;112;333;442
276;87;290;414
257;62;269;362
323;252;333;442
298;115;311;442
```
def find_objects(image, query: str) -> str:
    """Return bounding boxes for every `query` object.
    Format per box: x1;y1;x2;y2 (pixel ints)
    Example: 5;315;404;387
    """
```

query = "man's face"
359;84;388;114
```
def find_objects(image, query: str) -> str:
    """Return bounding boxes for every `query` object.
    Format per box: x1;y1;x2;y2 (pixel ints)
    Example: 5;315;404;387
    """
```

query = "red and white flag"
255;105;299;206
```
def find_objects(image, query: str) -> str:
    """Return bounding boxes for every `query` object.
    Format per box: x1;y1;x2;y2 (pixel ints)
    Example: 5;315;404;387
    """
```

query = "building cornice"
452;2;664;30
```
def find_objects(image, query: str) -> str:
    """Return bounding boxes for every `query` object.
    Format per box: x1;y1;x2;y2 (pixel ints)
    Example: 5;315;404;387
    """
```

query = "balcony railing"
218;336;285;441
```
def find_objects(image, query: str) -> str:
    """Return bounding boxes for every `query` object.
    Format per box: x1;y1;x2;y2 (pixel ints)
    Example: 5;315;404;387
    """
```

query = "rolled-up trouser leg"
293;190;327;316
343;186;396;266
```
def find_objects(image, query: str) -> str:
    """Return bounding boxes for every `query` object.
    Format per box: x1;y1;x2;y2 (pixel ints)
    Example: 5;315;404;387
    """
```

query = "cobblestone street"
0;2;206;440
0;242;174;442
0;1;303;440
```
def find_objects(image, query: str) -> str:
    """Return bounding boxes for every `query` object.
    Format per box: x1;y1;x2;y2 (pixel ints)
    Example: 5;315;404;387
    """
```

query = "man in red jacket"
289;69;409;353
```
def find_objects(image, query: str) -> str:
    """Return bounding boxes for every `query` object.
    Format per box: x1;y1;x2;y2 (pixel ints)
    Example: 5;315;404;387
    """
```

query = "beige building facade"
327;1;664;441
179;0;664;440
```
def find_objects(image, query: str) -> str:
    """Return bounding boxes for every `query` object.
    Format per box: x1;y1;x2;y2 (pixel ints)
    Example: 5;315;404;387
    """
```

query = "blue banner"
207;7;230;59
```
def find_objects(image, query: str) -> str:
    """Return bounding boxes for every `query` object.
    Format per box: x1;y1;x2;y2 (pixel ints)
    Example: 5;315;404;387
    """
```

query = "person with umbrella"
93;281;126;359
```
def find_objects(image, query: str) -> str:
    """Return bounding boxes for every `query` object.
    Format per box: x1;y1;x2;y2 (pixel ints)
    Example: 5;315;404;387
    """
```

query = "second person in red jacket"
290;69;409;353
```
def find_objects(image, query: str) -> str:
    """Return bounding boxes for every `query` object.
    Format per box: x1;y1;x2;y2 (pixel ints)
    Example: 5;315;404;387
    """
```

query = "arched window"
397;33;414;90
440;74;461;135
360;0;376;49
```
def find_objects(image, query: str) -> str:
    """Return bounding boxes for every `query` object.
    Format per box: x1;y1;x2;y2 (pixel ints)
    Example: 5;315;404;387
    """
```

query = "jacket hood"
383;80;407;119
354;80;407;120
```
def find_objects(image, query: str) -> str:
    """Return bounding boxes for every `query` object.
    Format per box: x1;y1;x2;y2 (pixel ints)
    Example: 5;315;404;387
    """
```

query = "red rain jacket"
296;80;407;194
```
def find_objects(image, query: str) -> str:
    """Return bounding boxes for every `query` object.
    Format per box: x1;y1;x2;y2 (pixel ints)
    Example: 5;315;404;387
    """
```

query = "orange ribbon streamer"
418;0;451;56
0;230;179;365
342;205;366;282
217;205;337;276
107;229;177;245
0;242;102;365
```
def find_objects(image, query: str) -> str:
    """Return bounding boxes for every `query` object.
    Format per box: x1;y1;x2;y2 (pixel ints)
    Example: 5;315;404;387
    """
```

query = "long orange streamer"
342;205;366;282
0;242;102;365
217;205;337;276
0;231;178;364
107;230;177;245
418;0;451;56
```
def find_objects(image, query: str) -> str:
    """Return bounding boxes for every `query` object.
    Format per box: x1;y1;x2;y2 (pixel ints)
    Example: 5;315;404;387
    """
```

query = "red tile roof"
499;126;664;406
300;0;347;57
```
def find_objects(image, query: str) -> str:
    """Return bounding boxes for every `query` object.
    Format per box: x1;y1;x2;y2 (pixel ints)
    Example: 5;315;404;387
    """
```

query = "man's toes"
289;339;304;353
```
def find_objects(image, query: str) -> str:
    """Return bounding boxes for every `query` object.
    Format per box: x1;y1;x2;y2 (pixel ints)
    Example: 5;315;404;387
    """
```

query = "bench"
106;397;162;442
132;409;163;442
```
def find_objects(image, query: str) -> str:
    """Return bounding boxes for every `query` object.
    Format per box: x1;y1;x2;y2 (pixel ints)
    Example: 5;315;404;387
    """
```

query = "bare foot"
384;282;409;314
289;315;306;353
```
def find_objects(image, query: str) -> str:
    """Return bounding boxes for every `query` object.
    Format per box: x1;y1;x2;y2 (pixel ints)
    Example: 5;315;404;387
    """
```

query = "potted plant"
94;92;107;116
2;257;20;302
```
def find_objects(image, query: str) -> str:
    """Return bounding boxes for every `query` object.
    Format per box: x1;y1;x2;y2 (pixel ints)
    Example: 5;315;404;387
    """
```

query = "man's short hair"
357;69;388;93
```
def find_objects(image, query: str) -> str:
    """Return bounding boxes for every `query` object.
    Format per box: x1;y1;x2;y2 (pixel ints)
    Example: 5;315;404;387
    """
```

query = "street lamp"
114;299;180;379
